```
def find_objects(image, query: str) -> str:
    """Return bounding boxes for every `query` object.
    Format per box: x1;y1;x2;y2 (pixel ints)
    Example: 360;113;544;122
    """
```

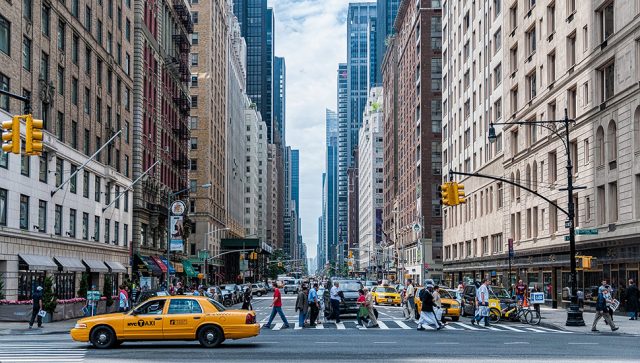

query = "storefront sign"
170;216;184;251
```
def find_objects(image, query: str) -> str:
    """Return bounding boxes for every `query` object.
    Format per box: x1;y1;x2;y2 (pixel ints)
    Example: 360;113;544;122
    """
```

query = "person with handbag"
364;287;379;328
473;278;491;327
356;289;369;327
28;286;44;329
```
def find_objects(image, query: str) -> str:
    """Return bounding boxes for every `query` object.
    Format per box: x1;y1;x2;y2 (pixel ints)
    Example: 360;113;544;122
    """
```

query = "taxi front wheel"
90;326;116;349
198;325;224;348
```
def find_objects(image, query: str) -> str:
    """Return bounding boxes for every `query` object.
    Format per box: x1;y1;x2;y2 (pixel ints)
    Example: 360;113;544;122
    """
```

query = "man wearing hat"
28;286;44;329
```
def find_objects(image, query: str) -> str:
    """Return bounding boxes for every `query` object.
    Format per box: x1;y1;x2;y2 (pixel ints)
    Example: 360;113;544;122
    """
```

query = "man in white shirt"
405;279;416;321
329;282;342;323
475;278;491;327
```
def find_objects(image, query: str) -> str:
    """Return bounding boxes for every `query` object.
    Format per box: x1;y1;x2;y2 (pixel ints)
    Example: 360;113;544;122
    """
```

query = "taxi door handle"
193;317;201;320
154;317;162;321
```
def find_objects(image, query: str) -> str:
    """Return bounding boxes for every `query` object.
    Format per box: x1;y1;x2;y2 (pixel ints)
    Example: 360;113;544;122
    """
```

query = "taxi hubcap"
206;331;215;342
98;332;108;344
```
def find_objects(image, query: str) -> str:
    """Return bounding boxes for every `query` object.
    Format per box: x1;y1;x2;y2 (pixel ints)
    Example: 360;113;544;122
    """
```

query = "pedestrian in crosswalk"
308;283;320;327
263;281;290;329
473;278;491;327
364;287;379;328
417;284;441;331
405;279;416;321
28;286;44;329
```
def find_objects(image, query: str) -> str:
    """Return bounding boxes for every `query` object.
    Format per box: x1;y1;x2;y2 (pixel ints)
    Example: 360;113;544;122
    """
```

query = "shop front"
444;237;640;310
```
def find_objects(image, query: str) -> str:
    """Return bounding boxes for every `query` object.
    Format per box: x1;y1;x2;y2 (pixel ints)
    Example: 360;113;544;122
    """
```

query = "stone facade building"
0;0;133;300
442;0;640;308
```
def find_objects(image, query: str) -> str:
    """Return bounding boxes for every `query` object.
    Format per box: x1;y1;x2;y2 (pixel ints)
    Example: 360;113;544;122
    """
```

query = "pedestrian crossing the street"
258;320;571;334
0;342;87;363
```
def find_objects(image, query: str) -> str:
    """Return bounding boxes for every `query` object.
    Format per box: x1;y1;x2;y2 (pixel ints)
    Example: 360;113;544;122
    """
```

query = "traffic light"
577;256;596;270
25;115;43;155
439;182;453;206
453;182;466;205
2;116;20;154
348;250;353;259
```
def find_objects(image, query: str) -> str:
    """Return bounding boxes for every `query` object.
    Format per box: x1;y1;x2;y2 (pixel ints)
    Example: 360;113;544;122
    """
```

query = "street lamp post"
488;109;584;326
166;182;212;285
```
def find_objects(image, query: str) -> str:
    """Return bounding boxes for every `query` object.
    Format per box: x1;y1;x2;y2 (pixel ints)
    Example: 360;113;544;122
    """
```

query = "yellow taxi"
371;286;402;306
414;287;461;321
70;295;259;349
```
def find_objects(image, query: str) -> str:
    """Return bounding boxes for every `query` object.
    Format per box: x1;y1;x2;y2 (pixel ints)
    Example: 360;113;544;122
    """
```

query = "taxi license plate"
387;298;393;303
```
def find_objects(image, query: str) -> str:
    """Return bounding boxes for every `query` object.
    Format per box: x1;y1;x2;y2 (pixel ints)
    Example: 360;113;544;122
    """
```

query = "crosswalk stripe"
315;323;324;329
272;323;283;331
295;322;303;330
443;324;461;330
479;325;503;331
524;327;547;333
377;320;389;329
497;325;526;332
394;320;412;329
335;322;346;330
454;322;481;330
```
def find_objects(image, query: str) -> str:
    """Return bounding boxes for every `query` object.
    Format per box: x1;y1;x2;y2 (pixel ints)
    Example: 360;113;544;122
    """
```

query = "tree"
77;272;89;298
266;249;289;279
103;275;114;307
42;275;57;315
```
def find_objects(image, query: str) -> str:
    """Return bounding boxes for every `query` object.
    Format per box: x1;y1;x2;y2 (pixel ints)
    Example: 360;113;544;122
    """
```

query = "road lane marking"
315;341;337;344
394;320;412;329
336;322;346;330
373;341;397;344
377;320;390;329
524;327;548;333
434;342;460;345
568;342;598;345
504;342;530;345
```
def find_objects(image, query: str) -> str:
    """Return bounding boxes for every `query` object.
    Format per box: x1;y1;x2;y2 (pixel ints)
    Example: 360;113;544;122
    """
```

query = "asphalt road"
2;292;639;363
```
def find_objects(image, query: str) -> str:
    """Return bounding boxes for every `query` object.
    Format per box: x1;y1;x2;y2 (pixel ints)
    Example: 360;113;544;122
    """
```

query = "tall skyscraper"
336;63;349;263
273;57;286;147
233;0;275;142
375;0;401;85
325;108;339;264
291;149;300;213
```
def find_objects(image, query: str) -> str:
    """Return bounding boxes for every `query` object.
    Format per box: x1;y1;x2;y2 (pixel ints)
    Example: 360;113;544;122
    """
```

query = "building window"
192;11;198;23
70;164;77;193
567;87;577;119
548;151;557;183
19;194;29;230
526;25;536;56
55;158;63;187
547;51;556;83
21;154;30;176
71;120;78;149
190;159;198;171
67;209;76;238
54;204;62;235
191;74;198;87
607;120;617;168
84;87;90;114
41;4;50;37
493;28;502;54
510;86;518;114
191;137;198;150
567;32;576;68
608;182;618;223
192;32;199;45
0;188;7;226
39;153;48;183
114;221;120;245
83;171;90;198
23;36;31;71
0;73;9;112
599;61;615;102
72;33;79;64
123;224;128;247
38;200;47;233
104;219;110;244
526;71;536;101
549;201;558;233
0;15;10;56
114;185;120;209
191;53;199;66
598;2;614;43
71;77;78;105
191;96;198;108
94;216;100;241
190;116;198;130
493;63;502;89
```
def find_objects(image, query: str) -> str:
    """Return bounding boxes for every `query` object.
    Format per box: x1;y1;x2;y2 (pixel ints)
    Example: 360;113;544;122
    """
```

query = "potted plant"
42;275;57;322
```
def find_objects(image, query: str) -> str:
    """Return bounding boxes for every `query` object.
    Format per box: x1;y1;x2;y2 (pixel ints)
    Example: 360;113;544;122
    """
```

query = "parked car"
250;284;267;296
223;284;242;304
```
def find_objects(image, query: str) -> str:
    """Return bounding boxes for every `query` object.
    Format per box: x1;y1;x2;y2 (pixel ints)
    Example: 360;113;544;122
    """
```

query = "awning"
151;256;167;273
53;257;86;272
18;254;58;271
82;259;109;273
104;261;127;273
160;257;175;274
182;260;197;277
136;254;162;277
172;262;184;273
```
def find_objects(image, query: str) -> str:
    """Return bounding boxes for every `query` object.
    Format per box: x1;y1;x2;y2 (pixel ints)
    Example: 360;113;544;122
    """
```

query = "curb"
0;329;69;336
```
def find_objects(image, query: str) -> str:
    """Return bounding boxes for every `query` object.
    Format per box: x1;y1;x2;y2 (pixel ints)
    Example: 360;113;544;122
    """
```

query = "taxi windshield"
491;288;511;299
439;290;454;299
378;287;397;293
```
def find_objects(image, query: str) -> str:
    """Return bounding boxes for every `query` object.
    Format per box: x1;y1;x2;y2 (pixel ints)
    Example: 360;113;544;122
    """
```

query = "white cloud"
269;0;368;259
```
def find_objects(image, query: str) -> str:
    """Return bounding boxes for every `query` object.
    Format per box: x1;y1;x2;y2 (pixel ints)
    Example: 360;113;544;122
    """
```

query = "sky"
269;0;367;259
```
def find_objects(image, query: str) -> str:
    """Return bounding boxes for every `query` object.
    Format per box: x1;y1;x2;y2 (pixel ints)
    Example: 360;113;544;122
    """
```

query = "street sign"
565;219;573;229
575;228;598;235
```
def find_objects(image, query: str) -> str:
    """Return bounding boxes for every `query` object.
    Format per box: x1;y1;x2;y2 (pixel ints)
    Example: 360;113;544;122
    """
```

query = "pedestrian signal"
1;117;20;154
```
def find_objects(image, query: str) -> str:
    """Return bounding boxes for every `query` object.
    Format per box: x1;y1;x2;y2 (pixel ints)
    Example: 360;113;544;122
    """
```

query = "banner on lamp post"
170;215;184;251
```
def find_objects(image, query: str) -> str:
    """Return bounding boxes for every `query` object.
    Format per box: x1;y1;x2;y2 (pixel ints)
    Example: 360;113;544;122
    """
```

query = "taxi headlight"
74;323;87;329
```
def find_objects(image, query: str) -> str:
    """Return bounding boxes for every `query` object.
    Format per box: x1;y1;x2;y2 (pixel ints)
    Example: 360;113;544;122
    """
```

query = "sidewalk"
539;307;640;335
0;319;77;336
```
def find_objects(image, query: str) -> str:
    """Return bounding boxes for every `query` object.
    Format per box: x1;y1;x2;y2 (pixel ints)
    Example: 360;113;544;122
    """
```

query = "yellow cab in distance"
371;286;402;306
414;287;461;321
70;295;259;349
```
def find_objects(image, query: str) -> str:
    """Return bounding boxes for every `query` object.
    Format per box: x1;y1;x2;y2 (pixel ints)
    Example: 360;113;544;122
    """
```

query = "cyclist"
515;280;527;306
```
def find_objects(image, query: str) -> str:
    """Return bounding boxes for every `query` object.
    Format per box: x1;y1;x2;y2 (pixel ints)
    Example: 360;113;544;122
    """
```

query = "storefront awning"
18;254;58;271
172;262;184;273
82;259;109;273
182;260;197;277
151;256;168;273
53;257;86;272
135;254;163;277
104;261;127;273
160;257;175;274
